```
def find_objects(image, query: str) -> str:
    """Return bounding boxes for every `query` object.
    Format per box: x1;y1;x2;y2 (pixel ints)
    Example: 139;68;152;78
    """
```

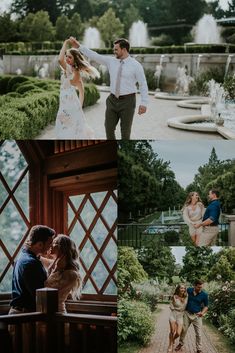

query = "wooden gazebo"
0;140;117;353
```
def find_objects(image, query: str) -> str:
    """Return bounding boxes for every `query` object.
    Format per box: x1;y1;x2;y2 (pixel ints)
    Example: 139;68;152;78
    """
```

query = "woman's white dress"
55;64;94;139
45;269;81;313
183;203;205;237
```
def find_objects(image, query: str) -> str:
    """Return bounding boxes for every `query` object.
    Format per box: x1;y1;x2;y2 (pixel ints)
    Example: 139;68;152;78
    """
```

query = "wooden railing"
0;289;117;353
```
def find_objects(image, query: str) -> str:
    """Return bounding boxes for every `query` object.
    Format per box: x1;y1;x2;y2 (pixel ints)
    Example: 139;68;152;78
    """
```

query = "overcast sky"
171;246;221;264
0;0;230;13
151;140;235;188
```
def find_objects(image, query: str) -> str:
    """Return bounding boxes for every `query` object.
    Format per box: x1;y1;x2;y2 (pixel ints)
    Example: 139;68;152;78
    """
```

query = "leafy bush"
0;91;59;138
132;280;159;311
0;75;13;94
7;75;30;92
218;309;235;344
189;67;225;96
16;83;39;94
144;69;157;91
151;34;174;46
223;74;235;100
118;299;154;345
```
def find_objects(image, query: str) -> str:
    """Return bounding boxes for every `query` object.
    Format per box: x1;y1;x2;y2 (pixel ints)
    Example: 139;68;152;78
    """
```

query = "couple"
182;189;221;246
55;37;148;140
9;225;82;314
168;280;209;353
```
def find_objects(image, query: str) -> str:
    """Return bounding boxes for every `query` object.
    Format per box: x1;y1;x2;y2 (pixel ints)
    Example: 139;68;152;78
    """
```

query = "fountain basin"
155;92;203;101
177;98;209;109
167;115;235;139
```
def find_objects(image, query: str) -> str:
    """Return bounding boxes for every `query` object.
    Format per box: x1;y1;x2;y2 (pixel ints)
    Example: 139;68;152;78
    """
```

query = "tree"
11;0;60;24
180;246;214;282
186;147;233;207
118;246;148;296
226;0;235;16
68;0;93;21
0;13;18;42
118;141;185;222
123;4;142;35
68;13;85;39
97;8;124;47
138;241;176;280
55;14;71;40
207;255;235;282
19;11;54;41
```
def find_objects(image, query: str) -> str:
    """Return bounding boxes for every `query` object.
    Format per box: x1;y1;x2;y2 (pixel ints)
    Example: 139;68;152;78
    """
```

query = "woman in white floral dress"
55;38;99;139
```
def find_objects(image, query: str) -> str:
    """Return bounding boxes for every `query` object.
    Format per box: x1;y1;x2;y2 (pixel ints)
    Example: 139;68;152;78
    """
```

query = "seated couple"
9;225;82;314
168;280;208;353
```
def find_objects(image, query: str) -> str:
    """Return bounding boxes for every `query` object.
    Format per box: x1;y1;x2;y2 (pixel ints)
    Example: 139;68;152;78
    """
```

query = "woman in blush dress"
55;38;100;139
44;235;82;313
168;284;188;353
182;192;205;246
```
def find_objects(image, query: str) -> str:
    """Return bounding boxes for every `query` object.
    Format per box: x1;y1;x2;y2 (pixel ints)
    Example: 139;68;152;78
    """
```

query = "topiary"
0;75;13;94
16;83;39;94
7;75;30;92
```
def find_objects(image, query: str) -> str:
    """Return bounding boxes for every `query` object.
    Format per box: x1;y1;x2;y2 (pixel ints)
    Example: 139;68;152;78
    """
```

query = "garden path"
37;91;223;140
139;304;218;353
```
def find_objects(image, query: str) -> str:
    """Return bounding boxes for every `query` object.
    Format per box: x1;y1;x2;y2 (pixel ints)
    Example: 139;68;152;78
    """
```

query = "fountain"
167;78;235;139
194;14;221;44
129;20;149;47
38;63;49;79
175;67;194;95
224;54;235;78
83;27;101;49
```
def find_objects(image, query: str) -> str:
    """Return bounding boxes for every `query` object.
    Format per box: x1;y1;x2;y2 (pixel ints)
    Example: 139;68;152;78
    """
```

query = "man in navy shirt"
175;280;209;353
9;225;55;313
195;189;221;246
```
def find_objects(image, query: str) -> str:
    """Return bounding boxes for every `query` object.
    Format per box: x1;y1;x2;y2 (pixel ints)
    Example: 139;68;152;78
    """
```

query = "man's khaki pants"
179;311;202;351
105;94;136;139
199;225;219;246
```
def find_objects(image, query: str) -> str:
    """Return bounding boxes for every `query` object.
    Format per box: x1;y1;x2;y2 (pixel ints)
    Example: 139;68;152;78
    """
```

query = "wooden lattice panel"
67;190;117;296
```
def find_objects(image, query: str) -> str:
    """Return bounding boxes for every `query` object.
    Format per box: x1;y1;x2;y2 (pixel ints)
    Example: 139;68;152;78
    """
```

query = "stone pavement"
37;91;223;140
140;304;218;353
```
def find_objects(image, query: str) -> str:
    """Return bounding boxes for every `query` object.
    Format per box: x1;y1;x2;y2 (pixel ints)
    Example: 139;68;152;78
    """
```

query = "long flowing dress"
55;64;94;139
183;203;205;237
45;269;81;313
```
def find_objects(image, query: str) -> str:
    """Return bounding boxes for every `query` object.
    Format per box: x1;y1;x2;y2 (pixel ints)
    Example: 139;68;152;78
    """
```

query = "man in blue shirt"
9;225;55;313
194;189;221;246
175;280;209;353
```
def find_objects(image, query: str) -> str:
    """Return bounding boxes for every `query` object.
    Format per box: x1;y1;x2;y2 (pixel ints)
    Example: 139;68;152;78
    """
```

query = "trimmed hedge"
0;74;100;139
1;41;235;55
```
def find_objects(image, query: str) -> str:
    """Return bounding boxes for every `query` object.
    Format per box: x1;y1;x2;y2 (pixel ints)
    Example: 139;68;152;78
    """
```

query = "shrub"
189;67;225;96
16;83;39;94
0;75;13;94
223;74;235;100
118;299;154;345
151;34;174;46
7;75;30;92
144;69;157;91
0;91;59;138
218;309;235;344
132;280;159;312
83;83;100;107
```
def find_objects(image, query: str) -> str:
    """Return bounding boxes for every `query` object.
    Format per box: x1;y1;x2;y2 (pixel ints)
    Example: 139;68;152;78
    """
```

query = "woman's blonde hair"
54;234;82;299
173;283;187;302
182;191;203;210
68;48;100;79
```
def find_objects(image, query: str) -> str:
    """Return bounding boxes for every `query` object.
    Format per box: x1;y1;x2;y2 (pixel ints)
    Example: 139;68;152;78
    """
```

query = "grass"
204;320;235;353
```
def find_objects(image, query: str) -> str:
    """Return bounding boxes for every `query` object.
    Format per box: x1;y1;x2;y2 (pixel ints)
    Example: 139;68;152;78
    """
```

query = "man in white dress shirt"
70;37;148;139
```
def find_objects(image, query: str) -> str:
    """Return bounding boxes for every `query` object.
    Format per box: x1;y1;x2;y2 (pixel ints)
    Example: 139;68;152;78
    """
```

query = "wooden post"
36;288;58;353
36;288;58;314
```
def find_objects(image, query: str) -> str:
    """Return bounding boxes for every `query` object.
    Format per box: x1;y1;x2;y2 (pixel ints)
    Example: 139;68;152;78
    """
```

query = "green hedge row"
0;74;100;139
1;42;235;54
